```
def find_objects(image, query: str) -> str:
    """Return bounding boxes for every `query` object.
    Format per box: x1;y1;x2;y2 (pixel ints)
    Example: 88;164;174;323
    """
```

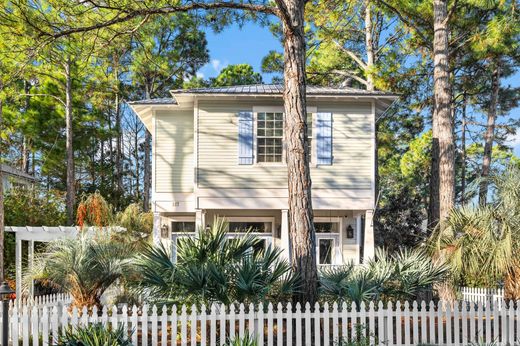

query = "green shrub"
225;334;258;346
58;324;132;346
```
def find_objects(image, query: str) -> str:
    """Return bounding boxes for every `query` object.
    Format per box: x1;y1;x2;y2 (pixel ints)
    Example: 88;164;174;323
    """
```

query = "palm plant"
429;165;520;299
132;218;298;306
320;248;448;304
30;231;135;308
58;324;132;346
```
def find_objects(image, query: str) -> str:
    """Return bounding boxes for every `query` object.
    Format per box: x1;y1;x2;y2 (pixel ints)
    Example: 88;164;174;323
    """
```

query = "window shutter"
238;111;254;165
316;112;333;165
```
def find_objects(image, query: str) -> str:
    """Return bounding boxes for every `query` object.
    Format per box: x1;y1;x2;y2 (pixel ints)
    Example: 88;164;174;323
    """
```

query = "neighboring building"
129;84;397;265
1;164;37;192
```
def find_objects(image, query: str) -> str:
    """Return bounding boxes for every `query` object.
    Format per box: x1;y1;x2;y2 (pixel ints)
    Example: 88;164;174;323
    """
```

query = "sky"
200;23;520;156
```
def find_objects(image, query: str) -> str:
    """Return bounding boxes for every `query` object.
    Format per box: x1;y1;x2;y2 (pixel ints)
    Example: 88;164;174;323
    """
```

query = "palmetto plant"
58;323;132;346
30;231;135;308
320;248;448;305
429;165;520;299
133;218;298;306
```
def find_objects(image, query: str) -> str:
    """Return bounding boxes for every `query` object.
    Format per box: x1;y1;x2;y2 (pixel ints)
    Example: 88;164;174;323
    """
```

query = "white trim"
252;106;317;113
152;110;157;208
316;235;339;266
371;100;376;208
193;99;199;196
225;216;275;234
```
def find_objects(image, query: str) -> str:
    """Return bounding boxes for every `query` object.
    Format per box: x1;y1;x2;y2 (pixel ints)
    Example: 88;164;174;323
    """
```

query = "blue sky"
201;23;519;155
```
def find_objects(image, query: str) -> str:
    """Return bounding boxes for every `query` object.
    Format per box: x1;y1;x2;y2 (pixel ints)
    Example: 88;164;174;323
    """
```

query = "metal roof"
170;84;397;97
126;97;177;105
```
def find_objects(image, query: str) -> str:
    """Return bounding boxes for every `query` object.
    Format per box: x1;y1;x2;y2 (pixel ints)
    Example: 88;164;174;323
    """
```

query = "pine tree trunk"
65;58;75;225
364;0;375;92
460;92;467;204
479;60;500;204
22;80;30;173
143;87;152;212
430;0;454;227
143;131;152;211
0;96;4;281
278;0;318;304
115;91;123;207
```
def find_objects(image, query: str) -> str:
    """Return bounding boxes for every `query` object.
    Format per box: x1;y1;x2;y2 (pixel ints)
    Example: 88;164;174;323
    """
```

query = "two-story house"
129;84;397;266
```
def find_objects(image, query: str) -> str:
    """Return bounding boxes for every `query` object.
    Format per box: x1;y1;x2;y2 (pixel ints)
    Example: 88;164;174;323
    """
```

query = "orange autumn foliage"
76;192;113;229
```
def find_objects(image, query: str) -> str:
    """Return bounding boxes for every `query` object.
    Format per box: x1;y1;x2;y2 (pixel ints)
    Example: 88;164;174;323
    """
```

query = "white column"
356;215;362;265
195;209;205;231
363;210;375;261
280;209;290;261
15;237;22;299
153;212;161;245
28;240;34;297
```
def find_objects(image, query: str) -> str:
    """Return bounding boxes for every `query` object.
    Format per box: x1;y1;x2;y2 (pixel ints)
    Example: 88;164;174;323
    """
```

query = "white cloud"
210;59;229;73
196;72;204;79
506;132;520;146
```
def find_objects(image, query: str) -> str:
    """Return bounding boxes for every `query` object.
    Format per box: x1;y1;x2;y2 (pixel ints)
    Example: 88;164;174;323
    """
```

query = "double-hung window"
257;112;284;163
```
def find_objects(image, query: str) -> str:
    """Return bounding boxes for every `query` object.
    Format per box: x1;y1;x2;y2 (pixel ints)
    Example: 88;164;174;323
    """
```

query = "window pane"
229;222;271;233
314;222;338;233
257;112;284;163
172;221;196;233
319;239;333;264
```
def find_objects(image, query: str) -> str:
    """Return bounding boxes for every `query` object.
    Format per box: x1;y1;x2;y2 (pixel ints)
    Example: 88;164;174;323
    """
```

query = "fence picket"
171;305;179;346
131;305;138;346
304;303;311;346
31;306;38;346
151;305;158;346
323;302;330;346
142;304;149;346
42;306;49;346
387;301;394;346
395;301;402;346
314;302;321;346
286;302;293;346
258;302;265;346
180;304;187;346
277;302;284;346
295;303;302;346
200;305;207;346
190;305;197;346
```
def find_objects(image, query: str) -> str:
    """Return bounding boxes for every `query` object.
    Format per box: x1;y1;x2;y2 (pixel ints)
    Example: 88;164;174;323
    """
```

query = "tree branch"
332;40;367;69
36;2;279;41
20;93;65;106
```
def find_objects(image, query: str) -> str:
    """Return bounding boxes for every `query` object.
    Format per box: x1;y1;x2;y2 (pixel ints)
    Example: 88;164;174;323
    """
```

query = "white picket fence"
4;299;520;346
460;286;505;308
11;293;72;309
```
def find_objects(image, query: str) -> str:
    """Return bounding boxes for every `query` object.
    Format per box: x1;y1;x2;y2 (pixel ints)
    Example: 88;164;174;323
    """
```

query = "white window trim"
226;216;275;235
314;217;343;266
251;106;318;166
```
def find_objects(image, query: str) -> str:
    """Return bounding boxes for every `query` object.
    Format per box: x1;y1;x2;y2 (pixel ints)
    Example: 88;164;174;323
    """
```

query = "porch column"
28;240;34;297
280;209;290;261
15;236;22;299
363;210;375;261
153;212;161;245
356;215;363;265
195;209;205;231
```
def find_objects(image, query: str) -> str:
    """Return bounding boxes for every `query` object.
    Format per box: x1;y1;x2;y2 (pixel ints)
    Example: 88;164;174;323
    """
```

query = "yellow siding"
197;100;373;190
155;110;194;192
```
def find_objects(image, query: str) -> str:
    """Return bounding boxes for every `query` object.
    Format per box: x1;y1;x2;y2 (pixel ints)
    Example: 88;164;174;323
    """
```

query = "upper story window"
257;112;284;163
238;110;331;166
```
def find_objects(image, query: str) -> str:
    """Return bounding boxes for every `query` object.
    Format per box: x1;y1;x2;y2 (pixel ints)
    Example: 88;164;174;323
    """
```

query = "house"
129;84;397;265
1;164;37;192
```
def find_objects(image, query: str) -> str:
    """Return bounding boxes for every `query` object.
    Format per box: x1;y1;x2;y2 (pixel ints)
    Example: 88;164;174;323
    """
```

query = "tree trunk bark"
460;92;467;205
22;80;30;173
143;87;152;212
115;91;123;207
364;0;375;92
479;60;500;204
277;0;318;304
65;58;75;225
430;0;454;227
0;96;4;282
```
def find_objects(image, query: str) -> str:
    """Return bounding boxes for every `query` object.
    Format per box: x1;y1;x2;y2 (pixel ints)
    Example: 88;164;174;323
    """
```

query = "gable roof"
126;97;177;105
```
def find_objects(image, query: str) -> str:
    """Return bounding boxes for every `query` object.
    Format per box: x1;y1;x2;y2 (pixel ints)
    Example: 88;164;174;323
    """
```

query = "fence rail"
4;299;520;346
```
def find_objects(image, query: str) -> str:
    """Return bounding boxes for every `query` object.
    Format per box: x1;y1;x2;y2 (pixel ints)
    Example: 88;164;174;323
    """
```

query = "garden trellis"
5;299;520;346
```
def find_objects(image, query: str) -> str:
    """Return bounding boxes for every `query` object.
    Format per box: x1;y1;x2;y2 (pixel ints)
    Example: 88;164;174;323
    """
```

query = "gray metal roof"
170;84;397;96
127;97;177;105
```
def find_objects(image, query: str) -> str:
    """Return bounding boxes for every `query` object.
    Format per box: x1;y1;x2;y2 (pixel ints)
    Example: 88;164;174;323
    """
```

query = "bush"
132;218;298;306
58;324;132;346
320;248;448;304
